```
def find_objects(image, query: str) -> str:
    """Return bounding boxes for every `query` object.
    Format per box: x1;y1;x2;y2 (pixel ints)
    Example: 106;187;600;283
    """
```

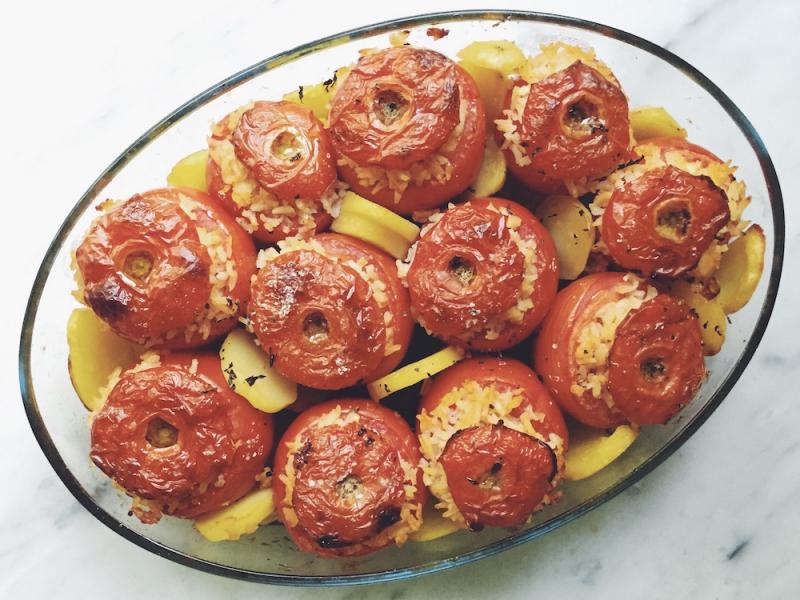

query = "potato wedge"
457;40;526;76
464;137;506;199
670;281;727;355
534;195;594;280
458;60;510;125
564;423;639;481
67;308;143;411
630;107;687;142
337;191;420;243
367;346;464;401
166;149;208;192
219;329;297;413
715;225;765;314
409;500;460;542
282;66;350;125
194;488;276;542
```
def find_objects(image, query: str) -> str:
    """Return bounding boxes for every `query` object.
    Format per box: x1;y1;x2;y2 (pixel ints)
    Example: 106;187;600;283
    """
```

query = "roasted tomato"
404;198;558;351
207;100;337;244
90;352;274;523
601;165;730;277
608;294;706;424
75;188;256;348
329;46;486;214
535;272;653;429
497;61;633;194
417;358;567;530
249;233;412;389
272;399;425;557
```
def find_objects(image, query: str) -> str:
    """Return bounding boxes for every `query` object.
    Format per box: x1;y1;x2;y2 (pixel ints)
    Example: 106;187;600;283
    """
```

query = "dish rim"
18;9;784;587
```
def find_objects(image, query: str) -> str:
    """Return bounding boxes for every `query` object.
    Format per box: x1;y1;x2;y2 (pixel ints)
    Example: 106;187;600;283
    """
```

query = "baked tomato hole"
655;199;691;242
122;250;154;282
145;417;178;449
302;311;329;342
270;128;305;163
562;93;606;139
467;459;504;489
373;88;411;127
335;474;364;504
640;356;667;382
448;255;477;286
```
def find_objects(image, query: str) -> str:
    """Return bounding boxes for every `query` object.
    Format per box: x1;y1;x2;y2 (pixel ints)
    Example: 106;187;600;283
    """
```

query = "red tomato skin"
534;272;633;429
272;398;425;557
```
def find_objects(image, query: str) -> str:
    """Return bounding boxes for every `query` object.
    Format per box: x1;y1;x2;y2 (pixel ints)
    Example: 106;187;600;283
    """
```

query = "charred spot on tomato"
145;417;179;449
640;356;667;382
293;440;313;470
302;310;329;342
316;534;351;549
448;255;477;286
376;505;402;531
655;198;691;242
561;92;607;139
468;520;485;532
122;250;155;282
85;279;131;321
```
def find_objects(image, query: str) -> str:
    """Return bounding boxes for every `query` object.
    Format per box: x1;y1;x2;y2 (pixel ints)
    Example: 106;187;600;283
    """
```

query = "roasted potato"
715;225;765;314
194;488;276;542
166;149;209;192
534;195;594;280
367;346;464;401
564;423;639;481
670;281;727;355
457;40;527;76
630;106;687;141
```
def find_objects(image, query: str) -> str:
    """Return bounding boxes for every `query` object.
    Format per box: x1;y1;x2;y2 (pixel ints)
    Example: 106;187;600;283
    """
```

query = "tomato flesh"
608;294;706;424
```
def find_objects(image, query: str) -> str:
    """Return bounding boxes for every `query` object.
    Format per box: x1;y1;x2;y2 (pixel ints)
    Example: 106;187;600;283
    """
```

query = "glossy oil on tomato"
272;399;424;557
608;294;706;424
407;198;558;351
602;165;730;277
90;352;273;521
330;47;486;214
249;234;411;389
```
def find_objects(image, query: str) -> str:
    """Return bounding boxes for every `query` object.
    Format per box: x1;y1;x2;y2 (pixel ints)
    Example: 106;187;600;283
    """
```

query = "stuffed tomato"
534;272;706;428
75;188;256;348
400;198;558;351
207;100;342;244
90;352;274;523
329;46;486;214
273;399;425;557
249;233;412;389
417;358;567;531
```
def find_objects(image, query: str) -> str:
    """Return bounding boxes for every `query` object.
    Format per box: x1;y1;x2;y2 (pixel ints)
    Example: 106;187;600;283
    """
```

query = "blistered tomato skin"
534;272;632;429
330;47;486;214
440;424;556;529
272;399;425;557
608;294;706;425
249;234;412;389
602;166;730;277
406;198;558;351
90;353;274;522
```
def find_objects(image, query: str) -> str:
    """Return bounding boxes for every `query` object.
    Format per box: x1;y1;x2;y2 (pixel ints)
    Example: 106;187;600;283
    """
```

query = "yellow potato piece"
331;212;411;260
465;136;506;199
715;225;766;314
219;329;297;413
67;308;143;412
338;191;420;244
367;346;464;401
534;195;594;280
194;488;276;542
166;149;208;192
564;423;639;481
458;59;510;125
670;281;727;356
282;66;350;126
457;40;527;76
520;42;617;85
630;106;688;142
409;500;460;542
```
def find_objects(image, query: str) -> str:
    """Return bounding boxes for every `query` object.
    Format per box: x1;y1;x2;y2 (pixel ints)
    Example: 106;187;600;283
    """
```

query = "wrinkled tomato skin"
407;198;558;351
534;272;632;429
439;424;556;528
419;358;567;529
76;188;255;347
249;233;411;389
273;399;425;557
207;101;336;245
90;352;274;521
499;63;633;193
608;294;706;425
602;166;730;277
331;48;486;214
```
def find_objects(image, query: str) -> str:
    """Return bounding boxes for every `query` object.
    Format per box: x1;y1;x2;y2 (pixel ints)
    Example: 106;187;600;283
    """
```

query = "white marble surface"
2;0;798;597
